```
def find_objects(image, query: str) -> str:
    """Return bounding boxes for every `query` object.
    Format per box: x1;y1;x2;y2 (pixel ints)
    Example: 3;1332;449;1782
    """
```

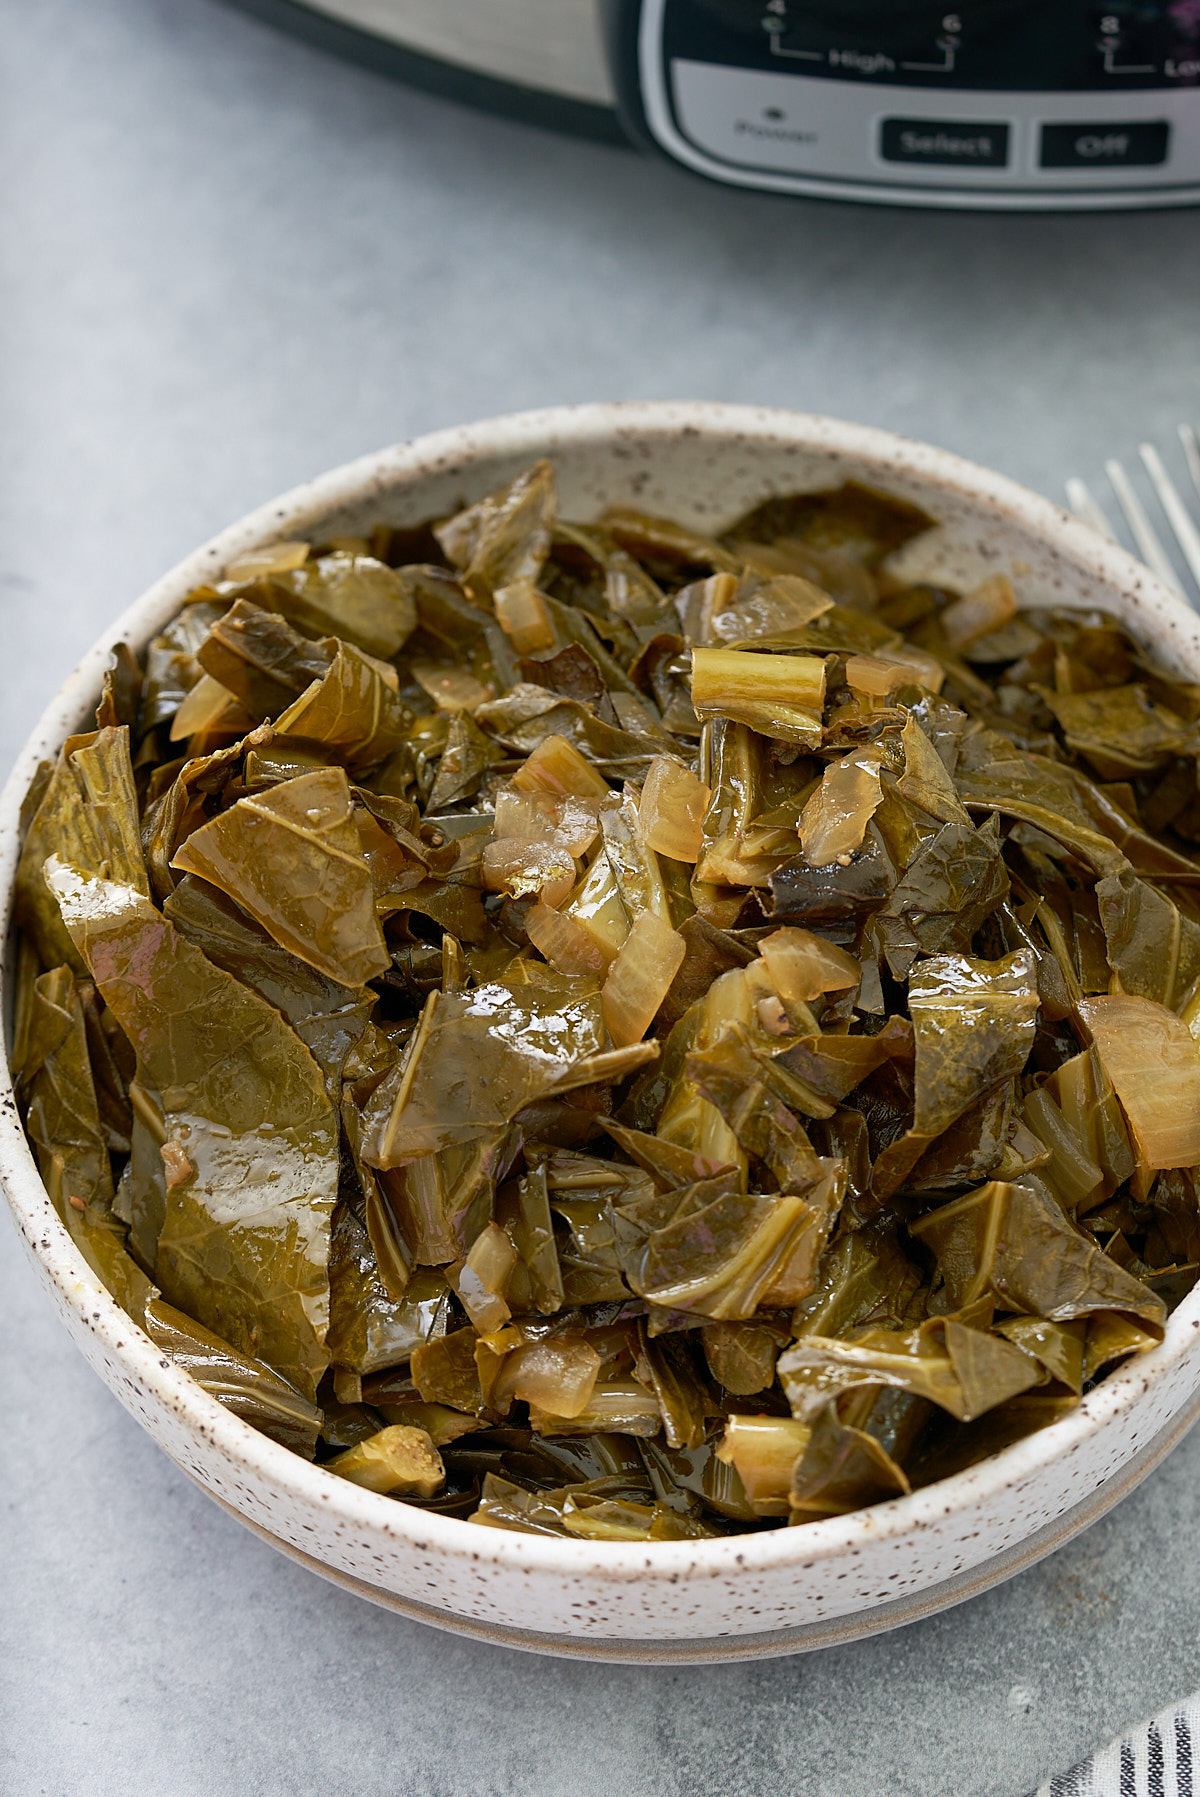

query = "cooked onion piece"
489;1337;602;1418
637;756;711;862
481;838;576;908
412;661;493;713
1079;995;1200;1170
601;911;687;1047
526;902;612;976
494;579;556;654
759;927;862;1010
798;748;884;867
223;539;311;581
940;573;1017;653
513;734;611;800
493;788;600;858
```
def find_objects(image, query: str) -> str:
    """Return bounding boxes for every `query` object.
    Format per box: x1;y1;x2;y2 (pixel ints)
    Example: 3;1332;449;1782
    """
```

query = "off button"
1040;121;1170;168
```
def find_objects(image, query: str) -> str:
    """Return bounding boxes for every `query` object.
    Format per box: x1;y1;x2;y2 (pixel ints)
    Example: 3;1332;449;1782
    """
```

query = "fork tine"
1179;424;1200;507
1066;476;1118;542
1140;442;1200;598
1104;457;1185;598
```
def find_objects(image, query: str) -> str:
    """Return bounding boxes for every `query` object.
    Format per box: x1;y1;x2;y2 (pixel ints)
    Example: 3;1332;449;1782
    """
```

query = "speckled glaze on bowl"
6;403;1200;1664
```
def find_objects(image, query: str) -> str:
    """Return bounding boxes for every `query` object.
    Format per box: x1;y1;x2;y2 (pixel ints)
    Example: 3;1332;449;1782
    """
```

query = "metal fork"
1066;424;1200;607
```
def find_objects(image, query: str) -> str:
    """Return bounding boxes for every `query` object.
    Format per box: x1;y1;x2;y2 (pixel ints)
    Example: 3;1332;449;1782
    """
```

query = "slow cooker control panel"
610;0;1200;207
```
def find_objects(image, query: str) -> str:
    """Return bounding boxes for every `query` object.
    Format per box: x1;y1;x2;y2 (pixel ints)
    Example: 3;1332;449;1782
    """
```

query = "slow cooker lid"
225;0;625;142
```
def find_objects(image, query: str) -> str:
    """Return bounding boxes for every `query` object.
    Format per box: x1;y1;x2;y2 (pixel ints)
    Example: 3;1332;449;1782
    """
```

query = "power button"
1039;121;1170;168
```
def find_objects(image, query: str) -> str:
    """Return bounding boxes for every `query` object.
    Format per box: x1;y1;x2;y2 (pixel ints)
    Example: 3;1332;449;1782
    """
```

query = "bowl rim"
4;397;1199;1589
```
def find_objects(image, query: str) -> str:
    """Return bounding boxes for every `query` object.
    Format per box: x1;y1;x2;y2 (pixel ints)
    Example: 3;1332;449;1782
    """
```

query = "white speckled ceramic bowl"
6;403;1200;1663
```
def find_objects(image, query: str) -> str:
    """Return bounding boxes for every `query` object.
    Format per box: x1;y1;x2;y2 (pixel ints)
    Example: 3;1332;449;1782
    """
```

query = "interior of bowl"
6;400;1200;1588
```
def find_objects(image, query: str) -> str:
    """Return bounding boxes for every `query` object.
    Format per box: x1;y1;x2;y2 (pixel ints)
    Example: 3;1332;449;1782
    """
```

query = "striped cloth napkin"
1029;1697;1199;1796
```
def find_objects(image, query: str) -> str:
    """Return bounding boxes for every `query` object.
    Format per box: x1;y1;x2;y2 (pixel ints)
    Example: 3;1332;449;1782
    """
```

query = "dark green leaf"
145;1297;321;1456
196;598;332;719
16;726;149;971
327;1203;437;1375
1041;683;1193;779
171;766;390;987
271;642;412;771
18;964;155;1322
908;950;1039;1139
269;551;418;658
726;481;936;567
364;969;651;1165
164;873;374;1094
46;858;338;1400
1095;870;1200;1010
910;1179;1165;1328
789;1404;911;1519
874;813;1010;981
436;461;557;600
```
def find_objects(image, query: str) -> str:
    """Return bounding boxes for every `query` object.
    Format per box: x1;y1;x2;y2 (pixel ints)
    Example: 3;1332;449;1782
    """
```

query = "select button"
880;117;1010;168
1040;121;1169;168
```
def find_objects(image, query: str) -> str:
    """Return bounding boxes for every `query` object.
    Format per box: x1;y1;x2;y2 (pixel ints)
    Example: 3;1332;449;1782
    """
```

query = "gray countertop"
6;5;1200;1792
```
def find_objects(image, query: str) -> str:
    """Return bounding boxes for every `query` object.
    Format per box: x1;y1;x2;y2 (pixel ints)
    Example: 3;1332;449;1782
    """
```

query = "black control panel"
652;0;1200;92
603;0;1200;206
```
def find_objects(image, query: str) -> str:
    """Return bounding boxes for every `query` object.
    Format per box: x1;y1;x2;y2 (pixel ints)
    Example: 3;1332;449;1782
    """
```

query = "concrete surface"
4;3;1200;1791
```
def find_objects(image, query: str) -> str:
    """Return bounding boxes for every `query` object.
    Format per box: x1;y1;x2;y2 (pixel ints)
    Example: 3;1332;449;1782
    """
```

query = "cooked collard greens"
16;460;1200;1538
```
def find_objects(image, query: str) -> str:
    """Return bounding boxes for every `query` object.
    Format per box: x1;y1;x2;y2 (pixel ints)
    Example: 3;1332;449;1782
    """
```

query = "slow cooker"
231;0;1200;207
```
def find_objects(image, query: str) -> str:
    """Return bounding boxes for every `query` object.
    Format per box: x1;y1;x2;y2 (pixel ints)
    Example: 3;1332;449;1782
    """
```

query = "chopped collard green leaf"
16;459;1200;1531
